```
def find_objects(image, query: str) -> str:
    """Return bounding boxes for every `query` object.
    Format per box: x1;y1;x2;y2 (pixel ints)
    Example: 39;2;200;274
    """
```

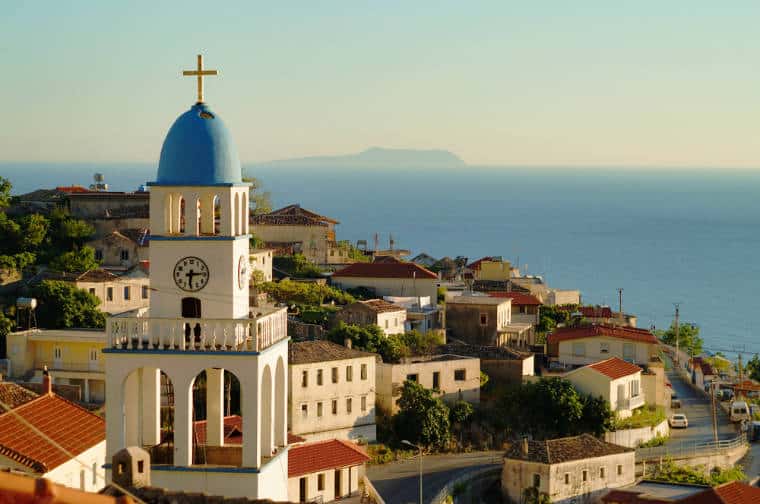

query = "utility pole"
711;381;719;442
617;288;624;321
674;303;681;368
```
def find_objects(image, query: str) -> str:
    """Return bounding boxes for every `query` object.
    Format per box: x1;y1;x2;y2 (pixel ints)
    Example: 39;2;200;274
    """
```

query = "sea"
2;162;759;359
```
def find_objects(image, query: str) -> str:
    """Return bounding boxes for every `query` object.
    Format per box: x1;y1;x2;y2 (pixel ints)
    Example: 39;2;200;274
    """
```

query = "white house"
288;340;377;442
249;248;273;282
331;261;439;306
548;324;659;367
0;373;106;492
564;357;645;419
376;354;480;414
502;435;635;504
334;299;407;336
384;295;443;335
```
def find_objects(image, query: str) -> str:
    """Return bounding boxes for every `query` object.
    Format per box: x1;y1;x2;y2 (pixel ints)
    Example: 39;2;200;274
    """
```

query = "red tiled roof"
55;186;90;193
0;393;105;472
358;299;406;313
332;262;437;280
0;471;121;504
288;432;306;444
548;324;658;345
251;204;339;226
587;357;642;380
0;382;39;410
600;489;671;503
731;380;760;392
700;362;715;376
487;291;541;306
559;305;615;318
288;439;369;478
679;481;760;504
193;415;242;445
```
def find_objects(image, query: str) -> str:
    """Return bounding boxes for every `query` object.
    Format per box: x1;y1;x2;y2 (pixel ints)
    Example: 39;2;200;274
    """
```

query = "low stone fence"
606;420;669;448
361;475;385;504
430;465;502;504
636;434;748;466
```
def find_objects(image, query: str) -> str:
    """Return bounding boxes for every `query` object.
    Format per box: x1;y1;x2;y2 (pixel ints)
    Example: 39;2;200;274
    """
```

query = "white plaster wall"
45;441;106;492
332;277;438;307
249;250;273;282
557;337;656;366
376;311;406;336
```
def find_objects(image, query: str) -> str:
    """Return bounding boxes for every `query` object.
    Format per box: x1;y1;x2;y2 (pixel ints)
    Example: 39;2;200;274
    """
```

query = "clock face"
237;255;248;290
173;257;210;292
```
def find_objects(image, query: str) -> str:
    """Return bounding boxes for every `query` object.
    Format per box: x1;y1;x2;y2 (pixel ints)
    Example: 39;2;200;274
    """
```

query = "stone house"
0;373;106;491
288;340;377;442
334;299;407;336
547;325;659;367
564;357;645;419
602;480;760;503
376;354;480;414
86;228;149;271
502;434;635;504
439;343;535;385
445;295;534;349
67;191;149;237
331;261;439;304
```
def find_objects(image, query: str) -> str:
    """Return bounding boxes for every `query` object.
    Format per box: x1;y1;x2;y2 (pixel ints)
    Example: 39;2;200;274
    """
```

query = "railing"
620;394;645;411
636;434;747;462
36;360;104;373
107;313;287;353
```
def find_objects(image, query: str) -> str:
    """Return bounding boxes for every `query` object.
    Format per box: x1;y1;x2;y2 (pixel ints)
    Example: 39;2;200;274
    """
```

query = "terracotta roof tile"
357;299;406;313
288;439;369;478
0;393;105;472
678;481;760;504
0;382;39;410
289;340;377;365
251;204;338;226
487;291;542;305
600;489;671;503
332;262;437;280
193;415;242;445
548;324;658;345
505;434;633;464
587;357;642;379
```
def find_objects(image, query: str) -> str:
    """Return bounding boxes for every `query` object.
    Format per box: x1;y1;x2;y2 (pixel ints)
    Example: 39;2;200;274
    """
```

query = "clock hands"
185;269;199;288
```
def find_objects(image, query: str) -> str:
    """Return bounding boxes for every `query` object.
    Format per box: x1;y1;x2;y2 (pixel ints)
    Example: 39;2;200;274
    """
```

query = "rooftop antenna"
373;233;379;253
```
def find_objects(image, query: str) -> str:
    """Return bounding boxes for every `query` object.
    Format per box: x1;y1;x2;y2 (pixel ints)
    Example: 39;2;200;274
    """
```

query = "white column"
124;371;139;447
186;193;200;236
220;191;233;236
83;378;90;403
241;368;260;468
105;369;126;461
206;368;225;446
173;376;193;466
141;367;161;446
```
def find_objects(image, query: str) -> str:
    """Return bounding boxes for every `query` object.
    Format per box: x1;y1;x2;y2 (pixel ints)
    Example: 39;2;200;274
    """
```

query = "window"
479;313;488;325
572;342;586;357
54;347;62;359
385;320;389;329
302;370;308;387
600;467;605;479
617;465;623;476
361;395;367;411
346;397;352;413
120;249;129;261
332;367;338;383
88;287;96;295
332;399;338;415
317;473;325;491
137;460;144;473
346;366;353;382
406;374;418;382
95;249;103;261
361;364;367;380
600;342;610;354
623;342;635;360
123;286;131;300
433;371;440;390
301;404;308;417
564;473;570;485
394;318;398;327
582;470;588;482
317;402;323;417
454;369;466;381
92;462;98;484
317;369;323;385
106;287;113;301
142;285;149;299
631;379;640;397
532;474;540;488
89;348;98;361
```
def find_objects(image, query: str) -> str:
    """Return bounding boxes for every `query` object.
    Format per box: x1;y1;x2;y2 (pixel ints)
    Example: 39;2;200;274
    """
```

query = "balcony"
619;394;645;411
36;360;104;373
107;313;287;353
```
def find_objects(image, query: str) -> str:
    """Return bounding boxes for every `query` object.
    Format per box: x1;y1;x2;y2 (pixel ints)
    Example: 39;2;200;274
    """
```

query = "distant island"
250;147;467;169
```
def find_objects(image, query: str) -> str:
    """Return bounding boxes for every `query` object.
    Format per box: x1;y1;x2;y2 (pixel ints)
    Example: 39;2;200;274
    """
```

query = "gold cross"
182;54;218;104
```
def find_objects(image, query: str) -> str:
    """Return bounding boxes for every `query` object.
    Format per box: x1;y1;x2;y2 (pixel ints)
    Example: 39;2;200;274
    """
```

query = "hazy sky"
2;1;759;167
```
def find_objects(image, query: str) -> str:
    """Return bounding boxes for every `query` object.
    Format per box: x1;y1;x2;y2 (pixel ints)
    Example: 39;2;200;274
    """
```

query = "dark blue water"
2;162;759;356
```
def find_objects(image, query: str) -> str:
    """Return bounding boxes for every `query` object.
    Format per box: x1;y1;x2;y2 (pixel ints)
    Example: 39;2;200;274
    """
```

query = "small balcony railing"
36;360;104;373
619;394;645;411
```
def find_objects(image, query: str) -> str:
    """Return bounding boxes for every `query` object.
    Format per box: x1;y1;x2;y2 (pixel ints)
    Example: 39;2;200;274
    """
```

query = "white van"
730;400;751;423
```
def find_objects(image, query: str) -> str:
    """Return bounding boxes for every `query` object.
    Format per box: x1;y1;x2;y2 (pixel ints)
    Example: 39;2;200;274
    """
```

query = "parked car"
730;401;751;423
671;399;682;410
669;413;688;428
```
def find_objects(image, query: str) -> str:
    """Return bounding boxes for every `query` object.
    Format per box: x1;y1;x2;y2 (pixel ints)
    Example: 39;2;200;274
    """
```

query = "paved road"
367;450;502;504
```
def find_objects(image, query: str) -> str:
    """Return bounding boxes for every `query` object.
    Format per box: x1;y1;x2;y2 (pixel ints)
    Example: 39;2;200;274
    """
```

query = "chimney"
521;436;529;457
42;366;52;395
344;338;352;350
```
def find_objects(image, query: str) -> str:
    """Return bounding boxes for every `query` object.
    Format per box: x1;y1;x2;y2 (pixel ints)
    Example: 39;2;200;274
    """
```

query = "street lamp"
401;439;423;504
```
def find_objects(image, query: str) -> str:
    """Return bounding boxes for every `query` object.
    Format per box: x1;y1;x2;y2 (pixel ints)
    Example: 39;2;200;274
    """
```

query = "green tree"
0;311;15;358
0;177;11;209
56;218;95;248
522;486;552;504
656;322;703;356
17;214;49;251
579;395;615;436
327;321;385;353
262;279;354;306
242;176;272;215
394;380;451;450
34;280;106;329
747;354;760;382
449;400;474;424
273;254;324;278
49;246;100;273
399;330;443;355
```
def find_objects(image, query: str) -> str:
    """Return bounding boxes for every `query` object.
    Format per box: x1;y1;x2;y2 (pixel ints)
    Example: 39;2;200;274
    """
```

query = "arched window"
165;193;174;234
233;193;240;236
242;192;249;234
178;196;186;234
213;195;221;235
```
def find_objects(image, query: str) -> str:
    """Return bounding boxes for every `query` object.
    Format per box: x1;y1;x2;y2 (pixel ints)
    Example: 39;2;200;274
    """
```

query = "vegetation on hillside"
326;322;443;363
261;279;354;306
273;254;325;278
33;280;106;329
647;458;745;486
656;321;704;356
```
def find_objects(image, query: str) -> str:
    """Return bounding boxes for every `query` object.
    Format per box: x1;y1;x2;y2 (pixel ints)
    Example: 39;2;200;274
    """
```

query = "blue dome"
155;103;241;185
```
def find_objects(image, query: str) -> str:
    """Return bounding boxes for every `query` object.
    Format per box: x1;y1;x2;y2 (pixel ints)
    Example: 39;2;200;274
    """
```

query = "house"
502;434;635;504
564;357;645;419
548;324;659;367
467;256;515;281
560;305;638;328
249;248;274;282
508;275;582;306
0;372;106;491
288;340;377;442
488;291;541;327
384;295;444;335
411;252;437;268
85;228;149;271
331;261;439;305
376;354;480;414
250;204;350;266
439;343;535;384
445;295;534;349
694;360;716;391
602;480;760;503
66;190;149;237
5;328;107;403
334;299;407;336
288;438;370;503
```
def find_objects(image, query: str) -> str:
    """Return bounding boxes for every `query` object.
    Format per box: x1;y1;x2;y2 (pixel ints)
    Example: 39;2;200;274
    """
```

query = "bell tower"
103;55;289;501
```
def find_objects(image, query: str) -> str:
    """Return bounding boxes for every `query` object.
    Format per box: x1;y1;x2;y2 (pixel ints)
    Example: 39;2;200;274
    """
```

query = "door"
88;348;99;371
334;469;341;498
299;477;306;502
53;346;62;370
182;297;202;344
